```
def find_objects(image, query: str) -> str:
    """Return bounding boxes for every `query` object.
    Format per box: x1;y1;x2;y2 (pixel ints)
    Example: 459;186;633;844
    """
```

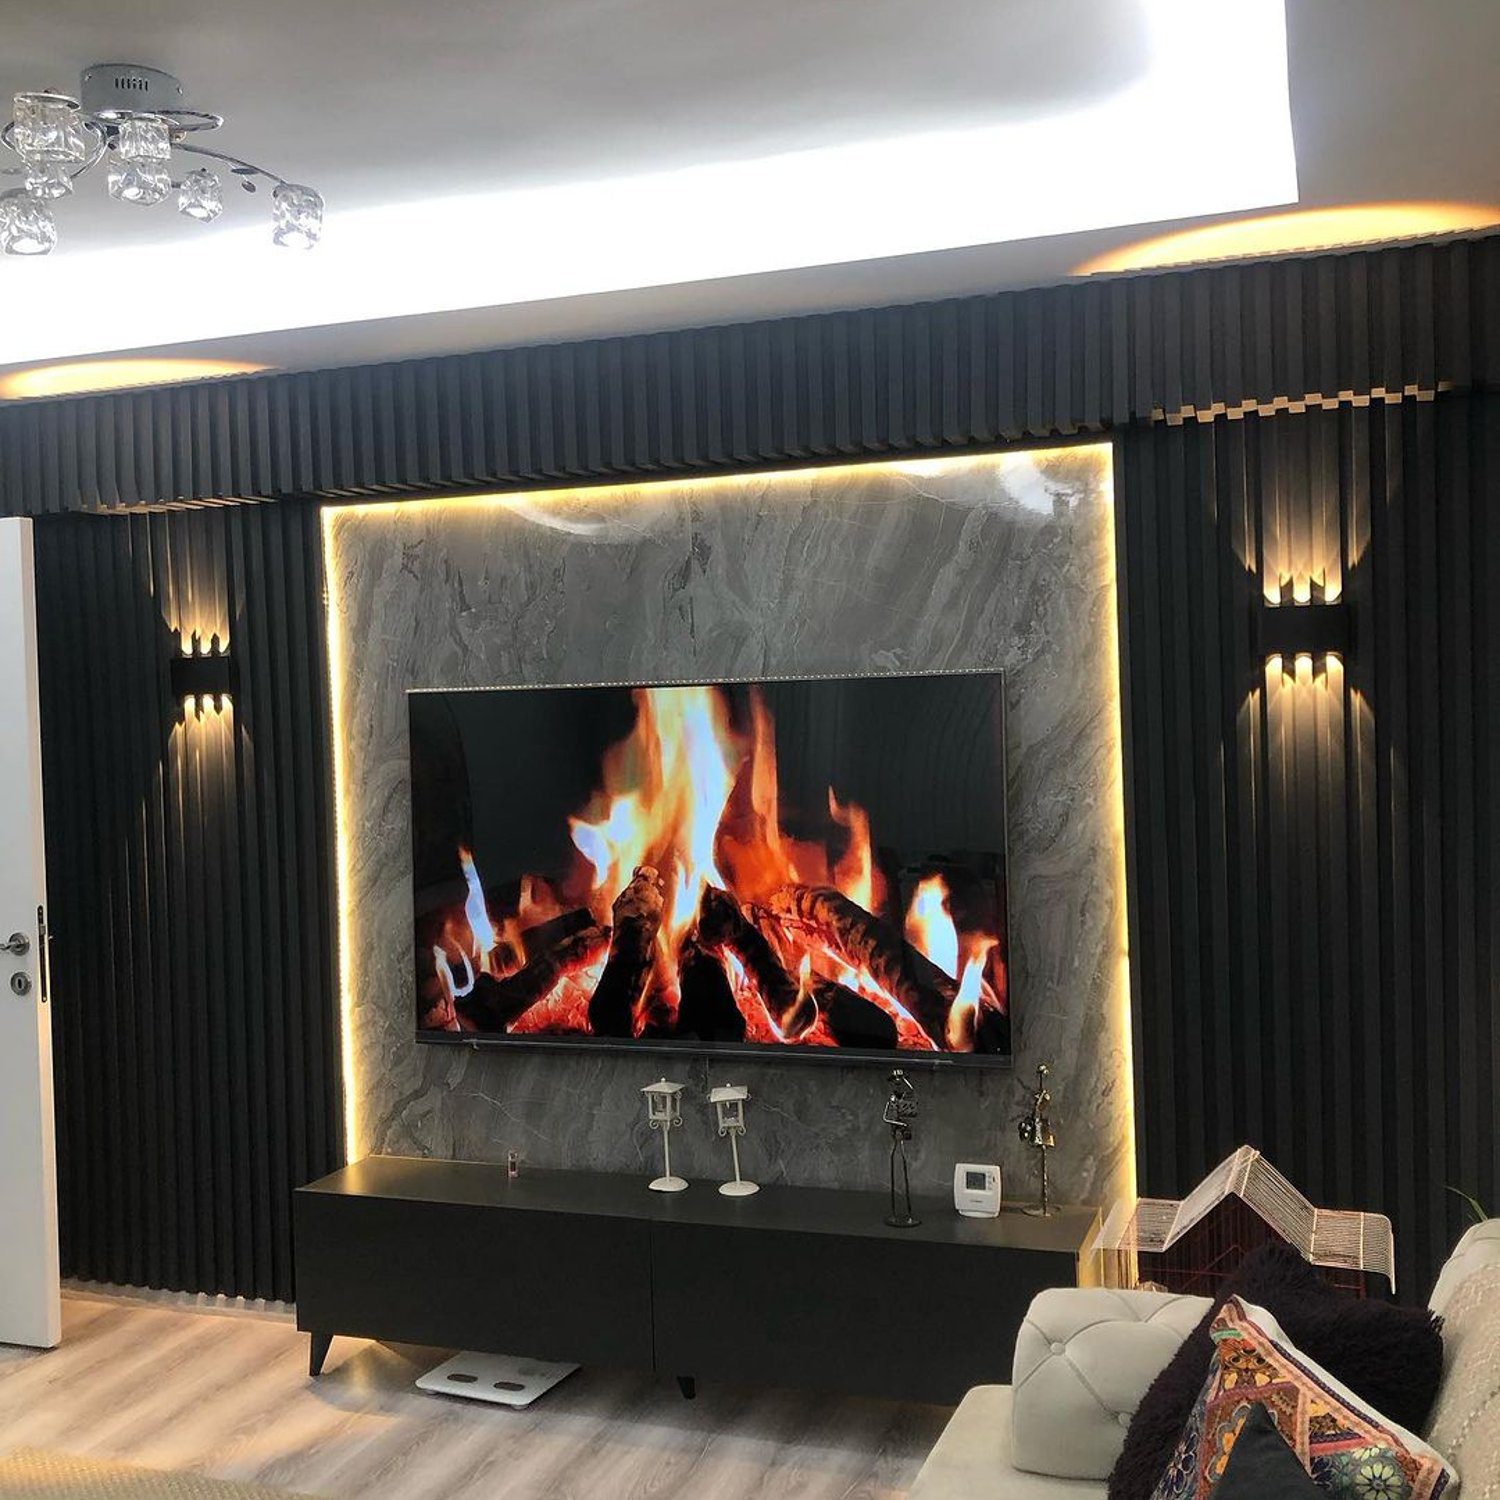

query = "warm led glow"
1095;456;1138;1205
323;505;360;1161
1264;570;1340;606
323;445;1134;1190
0;358;268;401
1075;201;1500;276
5;3;1293;365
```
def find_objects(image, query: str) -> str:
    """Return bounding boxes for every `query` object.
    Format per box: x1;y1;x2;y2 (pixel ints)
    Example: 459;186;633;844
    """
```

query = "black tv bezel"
407;668;1012;1071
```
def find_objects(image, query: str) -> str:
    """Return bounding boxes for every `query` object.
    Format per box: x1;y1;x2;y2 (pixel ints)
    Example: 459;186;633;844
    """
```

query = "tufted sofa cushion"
1010;1288;1211;1480
1429;1218;1500;1316
1425;1262;1500;1496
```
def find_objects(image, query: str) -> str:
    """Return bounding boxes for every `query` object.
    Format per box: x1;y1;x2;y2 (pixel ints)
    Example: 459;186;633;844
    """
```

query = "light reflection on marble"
326;447;1132;1213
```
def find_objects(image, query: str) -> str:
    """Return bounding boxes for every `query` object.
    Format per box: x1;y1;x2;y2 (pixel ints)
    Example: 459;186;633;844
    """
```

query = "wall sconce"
1256;575;1350;680
170;630;236;717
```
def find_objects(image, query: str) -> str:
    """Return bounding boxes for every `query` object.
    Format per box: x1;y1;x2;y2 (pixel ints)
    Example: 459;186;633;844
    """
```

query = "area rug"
0;1450;307;1499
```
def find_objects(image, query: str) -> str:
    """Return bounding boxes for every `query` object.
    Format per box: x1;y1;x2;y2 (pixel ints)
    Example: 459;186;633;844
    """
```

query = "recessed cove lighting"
0;358;269;400
1074;201;1500;275
0;0;1295;366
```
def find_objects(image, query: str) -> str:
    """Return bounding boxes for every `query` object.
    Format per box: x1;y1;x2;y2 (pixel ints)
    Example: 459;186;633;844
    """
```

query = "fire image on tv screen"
409;671;1009;1060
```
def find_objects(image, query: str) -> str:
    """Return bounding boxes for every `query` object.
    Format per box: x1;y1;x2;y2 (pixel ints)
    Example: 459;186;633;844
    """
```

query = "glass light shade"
0;198;58;256
177;167;223;222
23;161;73;200
114;113;171;164
271;182;323;248
12;92;87;164
108;158;172;206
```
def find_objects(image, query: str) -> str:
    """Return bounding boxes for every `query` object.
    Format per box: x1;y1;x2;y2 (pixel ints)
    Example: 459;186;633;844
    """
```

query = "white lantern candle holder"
708;1084;758;1197
641;1078;688;1193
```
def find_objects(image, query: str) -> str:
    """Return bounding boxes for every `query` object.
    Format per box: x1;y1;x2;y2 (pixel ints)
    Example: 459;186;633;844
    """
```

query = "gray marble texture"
325;446;1133;1213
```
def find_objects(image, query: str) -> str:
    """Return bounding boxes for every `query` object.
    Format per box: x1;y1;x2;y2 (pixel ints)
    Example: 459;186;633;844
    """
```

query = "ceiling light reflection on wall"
1076;202;1500;276
0;358;268;400
0;65;322;257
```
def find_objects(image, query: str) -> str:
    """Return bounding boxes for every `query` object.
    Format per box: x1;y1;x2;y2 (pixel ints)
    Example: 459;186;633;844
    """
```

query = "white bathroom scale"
416;1351;580;1407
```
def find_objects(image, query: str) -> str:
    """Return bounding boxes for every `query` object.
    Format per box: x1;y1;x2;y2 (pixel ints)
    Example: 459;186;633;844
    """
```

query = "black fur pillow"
1106;1243;1444;1500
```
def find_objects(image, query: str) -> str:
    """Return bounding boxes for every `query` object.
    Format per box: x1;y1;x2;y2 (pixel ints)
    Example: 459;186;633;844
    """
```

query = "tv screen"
410;671;1009;1062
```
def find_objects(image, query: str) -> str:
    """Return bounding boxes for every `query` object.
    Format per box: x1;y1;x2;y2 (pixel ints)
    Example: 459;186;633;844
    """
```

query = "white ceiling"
0;0;1497;379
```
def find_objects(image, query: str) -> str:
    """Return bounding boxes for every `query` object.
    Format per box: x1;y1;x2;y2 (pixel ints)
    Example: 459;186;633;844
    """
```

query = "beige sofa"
910;1221;1500;1498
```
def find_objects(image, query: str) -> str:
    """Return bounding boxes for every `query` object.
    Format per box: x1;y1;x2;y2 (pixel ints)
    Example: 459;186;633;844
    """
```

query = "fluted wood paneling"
2;237;1497;513
1119;393;1500;1298
33;502;339;1301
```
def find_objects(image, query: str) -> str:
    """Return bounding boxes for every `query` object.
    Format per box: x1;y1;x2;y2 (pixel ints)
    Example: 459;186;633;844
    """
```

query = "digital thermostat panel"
953;1162;1002;1218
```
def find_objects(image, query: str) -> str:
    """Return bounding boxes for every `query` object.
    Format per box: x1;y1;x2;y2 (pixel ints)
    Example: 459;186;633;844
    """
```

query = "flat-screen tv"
410;671;1009;1063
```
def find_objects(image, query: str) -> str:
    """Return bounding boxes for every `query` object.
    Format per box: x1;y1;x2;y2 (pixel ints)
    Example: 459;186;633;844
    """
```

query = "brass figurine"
1017;1062;1058;1216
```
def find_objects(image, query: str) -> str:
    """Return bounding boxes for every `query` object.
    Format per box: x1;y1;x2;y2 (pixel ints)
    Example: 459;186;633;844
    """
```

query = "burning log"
676;934;746;1042
459;924;609;1031
588;865;666;1038
811;977;899;1050
766;884;956;1047
515;906;593;959
697;885;814;1038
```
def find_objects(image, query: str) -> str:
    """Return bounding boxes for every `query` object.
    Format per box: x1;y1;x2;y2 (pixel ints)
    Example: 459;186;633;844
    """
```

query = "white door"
0;519;60;1349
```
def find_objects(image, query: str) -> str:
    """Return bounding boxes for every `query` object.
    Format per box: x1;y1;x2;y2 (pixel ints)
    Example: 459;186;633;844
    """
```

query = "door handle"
0;932;28;956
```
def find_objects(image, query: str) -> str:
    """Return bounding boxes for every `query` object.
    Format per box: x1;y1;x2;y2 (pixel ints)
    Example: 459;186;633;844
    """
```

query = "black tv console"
294;1156;1097;1405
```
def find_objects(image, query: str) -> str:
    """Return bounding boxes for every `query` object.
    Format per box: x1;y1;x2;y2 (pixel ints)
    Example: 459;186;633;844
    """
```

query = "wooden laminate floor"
0;1293;951;1499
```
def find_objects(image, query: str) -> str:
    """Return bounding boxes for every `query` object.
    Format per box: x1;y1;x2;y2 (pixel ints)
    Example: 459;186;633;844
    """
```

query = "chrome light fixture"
0;65;323;257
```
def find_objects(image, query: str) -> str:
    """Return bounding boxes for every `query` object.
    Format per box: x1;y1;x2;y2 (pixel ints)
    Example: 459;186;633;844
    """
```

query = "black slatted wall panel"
3;236;1498;512
1119;393;1500;1298
16;233;1499;1304
34;501;339;1301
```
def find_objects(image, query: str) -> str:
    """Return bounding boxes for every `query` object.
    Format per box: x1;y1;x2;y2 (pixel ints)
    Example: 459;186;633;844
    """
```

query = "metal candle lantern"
1017;1063;1058;1217
708;1084;758;1197
641;1078;688;1193
883;1068;920;1228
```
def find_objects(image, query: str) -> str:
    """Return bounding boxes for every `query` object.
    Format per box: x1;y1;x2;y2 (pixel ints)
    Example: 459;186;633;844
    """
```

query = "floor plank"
0;1294;951;1498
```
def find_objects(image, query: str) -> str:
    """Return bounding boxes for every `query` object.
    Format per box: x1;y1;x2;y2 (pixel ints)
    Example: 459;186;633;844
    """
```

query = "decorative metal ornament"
1017;1062;1058;1216
641;1078;688;1193
708;1084;758;1197
883;1068;920;1228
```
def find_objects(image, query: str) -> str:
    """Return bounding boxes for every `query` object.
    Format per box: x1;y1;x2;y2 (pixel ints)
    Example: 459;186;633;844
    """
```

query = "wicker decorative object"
1089;1146;1396;1296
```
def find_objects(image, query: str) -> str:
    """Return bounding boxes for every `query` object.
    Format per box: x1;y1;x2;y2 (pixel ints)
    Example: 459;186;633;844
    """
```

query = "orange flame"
828;788;884;914
569;686;742;952
459;848;498;974
905;875;959;979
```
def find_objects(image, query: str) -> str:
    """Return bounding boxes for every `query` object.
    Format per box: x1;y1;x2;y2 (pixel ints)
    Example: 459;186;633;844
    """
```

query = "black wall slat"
35;503;339;1303
1120;393;1500;1298
2;236;1497;514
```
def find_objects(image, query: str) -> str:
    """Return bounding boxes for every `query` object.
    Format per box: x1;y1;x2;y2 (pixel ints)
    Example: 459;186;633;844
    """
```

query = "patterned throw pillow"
1148;1298;1458;1500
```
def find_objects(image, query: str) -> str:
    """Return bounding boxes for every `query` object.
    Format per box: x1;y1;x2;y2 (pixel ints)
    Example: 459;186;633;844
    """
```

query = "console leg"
676;1375;697;1401
308;1331;334;1378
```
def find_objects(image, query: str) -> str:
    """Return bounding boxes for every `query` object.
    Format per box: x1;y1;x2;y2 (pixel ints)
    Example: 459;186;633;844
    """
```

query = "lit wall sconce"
170;630;237;717
1256;574;1350;679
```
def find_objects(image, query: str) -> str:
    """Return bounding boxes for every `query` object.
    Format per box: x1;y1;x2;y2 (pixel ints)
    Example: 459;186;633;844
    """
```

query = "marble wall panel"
324;446;1133;1212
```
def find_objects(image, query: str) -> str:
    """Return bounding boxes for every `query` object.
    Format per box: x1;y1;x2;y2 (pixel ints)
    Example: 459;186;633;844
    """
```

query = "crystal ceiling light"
0;64;322;257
